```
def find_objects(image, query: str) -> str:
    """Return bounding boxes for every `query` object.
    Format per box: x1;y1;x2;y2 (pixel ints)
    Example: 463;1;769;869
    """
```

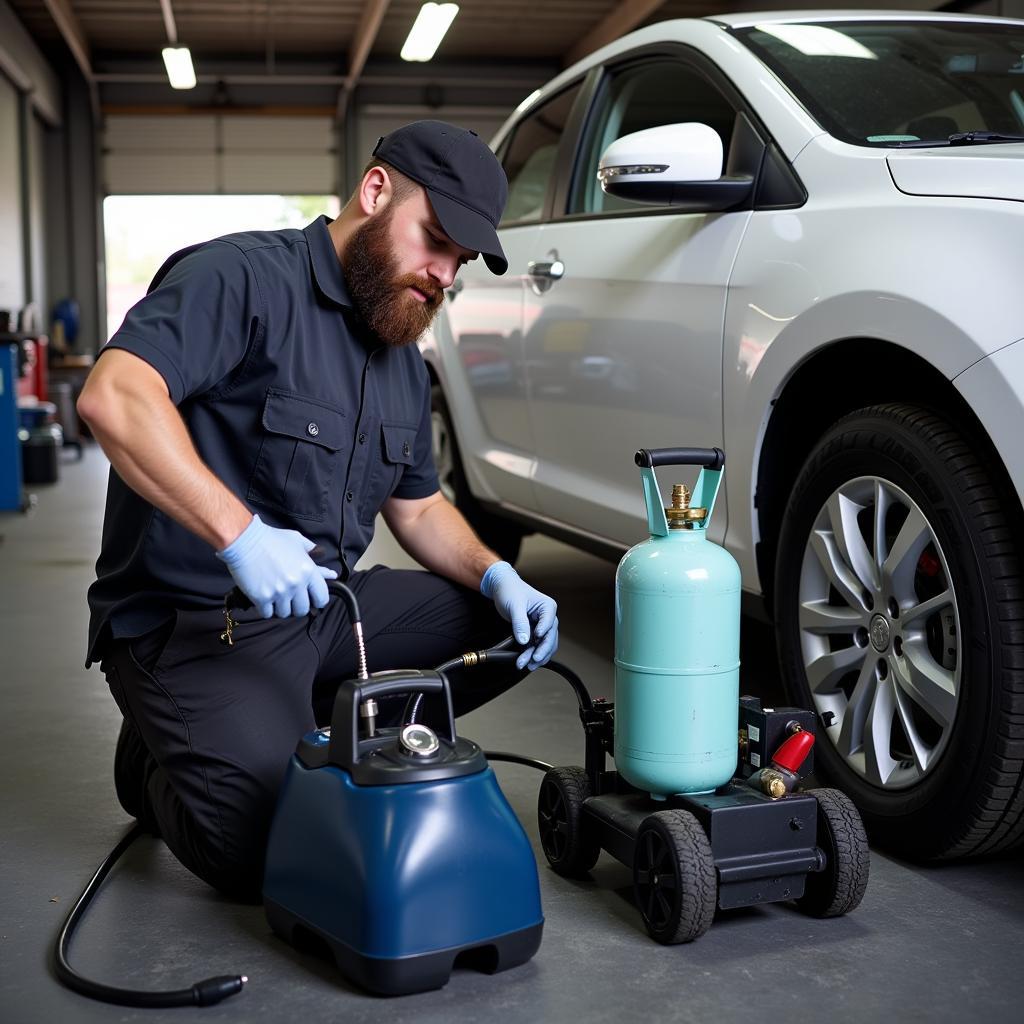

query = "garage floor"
2;446;1022;1024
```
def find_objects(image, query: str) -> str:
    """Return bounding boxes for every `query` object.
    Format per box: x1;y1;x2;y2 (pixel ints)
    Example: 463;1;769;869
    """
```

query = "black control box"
738;695;816;779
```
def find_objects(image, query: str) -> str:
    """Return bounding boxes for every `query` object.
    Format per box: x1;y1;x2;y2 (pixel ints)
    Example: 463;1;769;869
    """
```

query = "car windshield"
733;20;1024;147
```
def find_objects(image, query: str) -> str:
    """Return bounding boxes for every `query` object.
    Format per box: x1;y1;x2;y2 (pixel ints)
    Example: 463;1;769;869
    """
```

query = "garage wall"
27;109;47;318
103;114;338;195
0;72;25;312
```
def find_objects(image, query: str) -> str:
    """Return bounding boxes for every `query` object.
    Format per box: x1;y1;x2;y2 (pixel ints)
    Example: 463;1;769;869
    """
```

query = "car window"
568;60;738;217
501;83;582;225
735;21;1024;147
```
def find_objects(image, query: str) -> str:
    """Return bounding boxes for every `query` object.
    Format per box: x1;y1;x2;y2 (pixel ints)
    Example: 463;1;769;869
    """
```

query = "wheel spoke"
881;505;931;603
655;888;672;925
892;676;933;774
873;479;892;570
805;643;866;696
900;589;953;628
799;599;865;636
894;638;958;729
810;528;869;610
836;656;877;760
828;489;879;592
862;674;899;787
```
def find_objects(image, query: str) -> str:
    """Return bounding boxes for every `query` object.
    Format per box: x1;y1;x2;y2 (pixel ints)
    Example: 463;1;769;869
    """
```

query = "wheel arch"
753;338;1021;618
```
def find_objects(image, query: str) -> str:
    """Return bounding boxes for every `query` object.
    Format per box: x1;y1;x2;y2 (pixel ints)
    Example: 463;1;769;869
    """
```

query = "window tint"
501;83;582;224
569;60;737;216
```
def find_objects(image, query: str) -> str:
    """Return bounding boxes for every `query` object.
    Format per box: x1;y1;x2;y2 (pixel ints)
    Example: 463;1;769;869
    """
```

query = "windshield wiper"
887;130;1024;148
947;130;1024;145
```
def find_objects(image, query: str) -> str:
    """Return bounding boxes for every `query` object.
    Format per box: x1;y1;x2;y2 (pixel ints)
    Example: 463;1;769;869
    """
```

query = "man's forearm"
383;494;499;590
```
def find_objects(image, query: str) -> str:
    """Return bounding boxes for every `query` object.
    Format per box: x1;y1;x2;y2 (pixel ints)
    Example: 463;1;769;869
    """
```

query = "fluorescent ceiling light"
757;24;877;59
401;3;459;62
162;46;197;89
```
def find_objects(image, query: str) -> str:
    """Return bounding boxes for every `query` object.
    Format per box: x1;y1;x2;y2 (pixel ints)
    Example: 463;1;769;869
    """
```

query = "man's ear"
358;166;392;217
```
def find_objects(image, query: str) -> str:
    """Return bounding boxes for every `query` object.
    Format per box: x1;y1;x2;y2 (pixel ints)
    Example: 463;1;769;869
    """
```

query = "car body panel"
887;143;1024;201
433;224;541;512
522;211;751;547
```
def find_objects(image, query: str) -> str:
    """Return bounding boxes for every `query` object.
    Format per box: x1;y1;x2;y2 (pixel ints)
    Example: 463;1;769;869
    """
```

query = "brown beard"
342;205;444;347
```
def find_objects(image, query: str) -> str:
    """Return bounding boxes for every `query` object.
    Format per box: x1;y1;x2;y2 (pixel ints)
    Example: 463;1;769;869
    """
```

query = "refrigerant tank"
614;448;741;797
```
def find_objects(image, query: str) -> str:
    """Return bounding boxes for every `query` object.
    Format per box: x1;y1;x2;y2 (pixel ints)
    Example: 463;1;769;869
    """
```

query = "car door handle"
527;258;565;281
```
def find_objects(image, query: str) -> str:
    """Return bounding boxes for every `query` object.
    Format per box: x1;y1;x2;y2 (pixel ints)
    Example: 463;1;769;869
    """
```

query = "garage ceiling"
8;0;949;114
10;1;721;64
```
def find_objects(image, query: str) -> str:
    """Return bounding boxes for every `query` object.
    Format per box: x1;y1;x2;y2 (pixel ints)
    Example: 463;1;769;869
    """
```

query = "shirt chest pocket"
358;422;417;525
248;389;346;521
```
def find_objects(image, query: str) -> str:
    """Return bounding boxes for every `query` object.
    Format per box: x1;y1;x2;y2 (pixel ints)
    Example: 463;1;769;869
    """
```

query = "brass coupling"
754;769;787;799
665;483;707;529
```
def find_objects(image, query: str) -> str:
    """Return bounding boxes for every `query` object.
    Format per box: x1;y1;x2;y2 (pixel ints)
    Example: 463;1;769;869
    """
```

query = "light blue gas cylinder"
614;448;741;797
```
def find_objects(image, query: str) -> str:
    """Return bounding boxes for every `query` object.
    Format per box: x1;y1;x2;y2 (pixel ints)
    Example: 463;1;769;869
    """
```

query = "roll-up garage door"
103;114;337;195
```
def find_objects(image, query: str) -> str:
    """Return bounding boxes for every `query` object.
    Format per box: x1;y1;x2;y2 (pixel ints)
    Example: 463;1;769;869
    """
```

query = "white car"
420;10;1024;861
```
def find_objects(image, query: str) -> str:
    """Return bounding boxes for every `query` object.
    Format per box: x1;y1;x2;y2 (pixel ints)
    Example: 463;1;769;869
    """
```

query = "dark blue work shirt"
86;216;439;666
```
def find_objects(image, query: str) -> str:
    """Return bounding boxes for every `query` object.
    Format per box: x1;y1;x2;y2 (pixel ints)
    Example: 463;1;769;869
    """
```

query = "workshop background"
2;2;1023;1023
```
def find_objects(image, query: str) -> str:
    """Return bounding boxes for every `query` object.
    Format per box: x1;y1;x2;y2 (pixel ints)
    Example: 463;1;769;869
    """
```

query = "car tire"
775;403;1024;859
430;384;524;565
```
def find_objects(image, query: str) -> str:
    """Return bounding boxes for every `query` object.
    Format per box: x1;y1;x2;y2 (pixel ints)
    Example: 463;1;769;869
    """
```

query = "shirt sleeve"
392;356;441;500
103;241;262;404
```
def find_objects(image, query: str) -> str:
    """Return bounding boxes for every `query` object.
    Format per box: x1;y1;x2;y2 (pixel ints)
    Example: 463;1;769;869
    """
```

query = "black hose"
54;824;246;1007
484;751;554;772
404;636;522;723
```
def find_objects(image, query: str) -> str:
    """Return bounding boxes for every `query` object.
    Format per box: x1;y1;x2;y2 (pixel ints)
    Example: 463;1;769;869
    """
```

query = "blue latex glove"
480;561;559;671
216;514;337;619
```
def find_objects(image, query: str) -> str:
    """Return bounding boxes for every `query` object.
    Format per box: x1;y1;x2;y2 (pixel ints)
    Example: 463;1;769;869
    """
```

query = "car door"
441;81;584;514
523;54;754;546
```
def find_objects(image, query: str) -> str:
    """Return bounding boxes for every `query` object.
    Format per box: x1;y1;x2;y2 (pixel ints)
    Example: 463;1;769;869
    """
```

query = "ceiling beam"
336;0;392;122
563;0;669;67
42;0;93;82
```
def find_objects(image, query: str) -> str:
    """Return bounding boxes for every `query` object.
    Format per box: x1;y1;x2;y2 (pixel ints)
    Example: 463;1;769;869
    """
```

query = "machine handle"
635;447;725;470
329;670;458;768
355;673;445;704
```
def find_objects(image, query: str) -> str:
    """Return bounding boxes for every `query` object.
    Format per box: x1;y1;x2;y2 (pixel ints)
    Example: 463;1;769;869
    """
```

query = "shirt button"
358;432;367;444
402;441;411;457
307;422;319;437
346;491;354;502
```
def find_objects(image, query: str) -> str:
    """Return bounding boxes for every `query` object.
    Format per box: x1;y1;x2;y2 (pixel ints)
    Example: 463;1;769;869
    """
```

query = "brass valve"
666;483;707;529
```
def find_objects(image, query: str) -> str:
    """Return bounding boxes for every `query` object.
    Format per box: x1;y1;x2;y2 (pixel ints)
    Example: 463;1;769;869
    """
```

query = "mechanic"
77;120;558;900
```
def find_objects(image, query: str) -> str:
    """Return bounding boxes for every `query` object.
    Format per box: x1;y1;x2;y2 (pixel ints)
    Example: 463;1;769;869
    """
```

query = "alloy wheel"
797;475;960;790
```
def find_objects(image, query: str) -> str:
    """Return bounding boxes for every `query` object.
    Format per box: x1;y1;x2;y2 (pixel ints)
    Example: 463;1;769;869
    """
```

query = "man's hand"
480;561;559;671
216;515;337;618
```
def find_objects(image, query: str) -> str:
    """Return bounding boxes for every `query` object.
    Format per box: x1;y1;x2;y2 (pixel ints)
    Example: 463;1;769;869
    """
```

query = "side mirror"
598;122;754;212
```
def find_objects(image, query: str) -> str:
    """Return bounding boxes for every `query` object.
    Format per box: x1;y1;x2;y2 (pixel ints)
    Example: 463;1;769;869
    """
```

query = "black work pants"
100;566;522;900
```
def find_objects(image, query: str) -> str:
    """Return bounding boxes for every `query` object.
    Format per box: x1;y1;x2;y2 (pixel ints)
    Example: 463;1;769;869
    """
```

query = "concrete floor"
2;445;1022;1024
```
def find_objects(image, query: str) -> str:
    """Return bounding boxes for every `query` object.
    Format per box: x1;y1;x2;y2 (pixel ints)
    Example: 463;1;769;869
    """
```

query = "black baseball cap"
372;120;509;275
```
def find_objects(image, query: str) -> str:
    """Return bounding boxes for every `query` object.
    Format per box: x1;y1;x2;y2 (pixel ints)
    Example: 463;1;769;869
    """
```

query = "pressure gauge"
399;723;440;757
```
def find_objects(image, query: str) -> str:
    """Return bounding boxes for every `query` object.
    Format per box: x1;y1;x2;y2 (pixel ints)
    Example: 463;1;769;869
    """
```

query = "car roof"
708;9;1024;29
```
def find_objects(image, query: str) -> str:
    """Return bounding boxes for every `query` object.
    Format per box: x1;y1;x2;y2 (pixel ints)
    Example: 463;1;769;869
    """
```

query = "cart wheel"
797;788;870;918
537;767;600;877
633;810;716;944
